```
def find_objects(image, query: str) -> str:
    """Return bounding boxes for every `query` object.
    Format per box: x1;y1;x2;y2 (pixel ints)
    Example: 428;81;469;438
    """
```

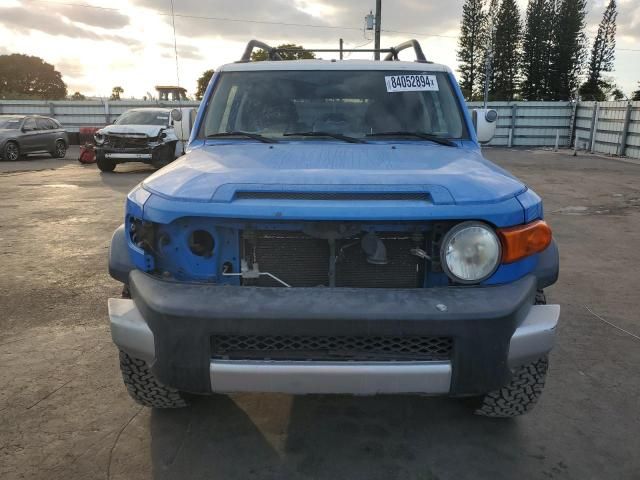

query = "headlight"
441;221;501;284
94;133;104;145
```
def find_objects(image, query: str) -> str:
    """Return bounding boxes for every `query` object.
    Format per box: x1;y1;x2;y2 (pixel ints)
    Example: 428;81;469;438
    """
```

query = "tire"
96;153;116;172
474;356;549;418
52;140;67;158
118;350;188;408
2;141;20;161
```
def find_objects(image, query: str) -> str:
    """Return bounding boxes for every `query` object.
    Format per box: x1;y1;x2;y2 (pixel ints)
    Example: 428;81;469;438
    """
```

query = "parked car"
107;40;559;417
94;107;196;172
0;115;68;161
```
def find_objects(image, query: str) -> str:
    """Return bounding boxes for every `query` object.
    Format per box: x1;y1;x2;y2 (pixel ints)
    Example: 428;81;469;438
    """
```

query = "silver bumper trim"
508;304;560;367
108;298;155;363
209;360;452;395
105;153;151;159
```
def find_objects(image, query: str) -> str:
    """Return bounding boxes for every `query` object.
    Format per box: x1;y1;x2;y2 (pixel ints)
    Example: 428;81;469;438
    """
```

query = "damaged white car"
95;107;196;172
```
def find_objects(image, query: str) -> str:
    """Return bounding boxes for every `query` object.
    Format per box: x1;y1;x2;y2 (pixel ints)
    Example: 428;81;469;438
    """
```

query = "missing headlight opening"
188;230;215;257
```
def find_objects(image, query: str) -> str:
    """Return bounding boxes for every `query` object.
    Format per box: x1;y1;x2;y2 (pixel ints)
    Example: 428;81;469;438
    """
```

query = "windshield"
200;70;467;141
0;117;22;129
115;110;170;126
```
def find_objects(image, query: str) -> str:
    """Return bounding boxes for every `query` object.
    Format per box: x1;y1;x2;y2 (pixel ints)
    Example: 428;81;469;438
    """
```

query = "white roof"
220;59;452;73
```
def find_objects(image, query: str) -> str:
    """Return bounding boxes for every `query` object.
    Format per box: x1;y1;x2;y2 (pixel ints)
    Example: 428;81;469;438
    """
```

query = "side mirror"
170;108;182;122
472;109;498;143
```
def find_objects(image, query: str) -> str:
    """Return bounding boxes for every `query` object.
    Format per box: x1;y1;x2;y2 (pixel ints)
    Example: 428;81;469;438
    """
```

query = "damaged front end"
124;216;467;289
95;129;177;167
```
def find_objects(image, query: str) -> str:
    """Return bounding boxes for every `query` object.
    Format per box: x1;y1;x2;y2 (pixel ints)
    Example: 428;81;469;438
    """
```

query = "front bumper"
97;145;161;162
109;270;559;396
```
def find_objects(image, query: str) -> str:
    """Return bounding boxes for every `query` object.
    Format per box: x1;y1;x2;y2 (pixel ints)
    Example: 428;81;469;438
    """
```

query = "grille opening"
211;335;453;362
240;230;426;288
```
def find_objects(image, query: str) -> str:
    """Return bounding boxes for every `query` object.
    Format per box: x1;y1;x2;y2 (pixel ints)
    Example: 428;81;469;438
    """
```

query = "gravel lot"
1;146;639;480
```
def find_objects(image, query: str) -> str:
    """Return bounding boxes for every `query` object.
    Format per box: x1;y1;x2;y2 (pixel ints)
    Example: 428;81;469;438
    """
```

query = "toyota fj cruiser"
108;40;559;417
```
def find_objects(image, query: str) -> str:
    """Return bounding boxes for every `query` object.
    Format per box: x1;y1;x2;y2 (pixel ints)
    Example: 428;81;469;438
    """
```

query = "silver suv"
0;115;68;161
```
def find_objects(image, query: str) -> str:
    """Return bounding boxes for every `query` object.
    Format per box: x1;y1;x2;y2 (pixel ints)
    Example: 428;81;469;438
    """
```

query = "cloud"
0;5;135;44
159;42;203;61
57;5;130;29
131;0;353;42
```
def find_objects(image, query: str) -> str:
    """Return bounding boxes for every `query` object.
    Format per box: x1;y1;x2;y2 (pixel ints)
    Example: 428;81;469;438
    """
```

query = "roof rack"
238;39;429;63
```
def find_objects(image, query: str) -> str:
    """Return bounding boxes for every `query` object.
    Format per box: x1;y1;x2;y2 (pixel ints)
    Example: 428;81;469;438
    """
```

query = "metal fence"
467;100;640;159
0;99;201;132
1;99;639;159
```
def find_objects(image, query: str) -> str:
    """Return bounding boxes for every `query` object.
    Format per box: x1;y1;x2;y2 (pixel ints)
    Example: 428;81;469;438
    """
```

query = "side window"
47;119;59;130
36;118;51;130
23;118;37;131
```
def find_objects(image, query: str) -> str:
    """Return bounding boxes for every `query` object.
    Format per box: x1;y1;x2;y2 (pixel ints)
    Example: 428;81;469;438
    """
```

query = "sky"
0;0;638;99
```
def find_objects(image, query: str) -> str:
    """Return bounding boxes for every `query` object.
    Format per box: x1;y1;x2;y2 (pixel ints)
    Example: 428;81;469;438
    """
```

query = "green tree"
456;0;487;100
70;91;86;100
632;83;640;101
579;0;617;101
110;86;124;100
0;54;67;100
521;0;556;100
195;69;214;101
611;88;624;101
251;44;316;61
491;0;523;100
548;0;587;100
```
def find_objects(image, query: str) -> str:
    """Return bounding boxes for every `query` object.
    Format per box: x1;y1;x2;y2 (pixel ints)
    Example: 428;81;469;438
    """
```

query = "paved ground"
1;147;639;480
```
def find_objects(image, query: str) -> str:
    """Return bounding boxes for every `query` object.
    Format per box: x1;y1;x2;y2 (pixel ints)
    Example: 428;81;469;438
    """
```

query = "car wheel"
3;141;20;161
119;350;188;409
52;140;67;158
96;154;116;172
473;356;549;418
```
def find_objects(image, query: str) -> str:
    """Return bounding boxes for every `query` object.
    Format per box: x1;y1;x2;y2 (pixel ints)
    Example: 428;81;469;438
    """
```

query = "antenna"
168;0;186;154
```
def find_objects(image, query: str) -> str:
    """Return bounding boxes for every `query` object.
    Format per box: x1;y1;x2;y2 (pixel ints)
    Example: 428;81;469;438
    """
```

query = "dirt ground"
1;146;639;480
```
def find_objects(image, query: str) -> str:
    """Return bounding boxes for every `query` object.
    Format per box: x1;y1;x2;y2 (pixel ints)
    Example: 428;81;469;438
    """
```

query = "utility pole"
374;0;382;60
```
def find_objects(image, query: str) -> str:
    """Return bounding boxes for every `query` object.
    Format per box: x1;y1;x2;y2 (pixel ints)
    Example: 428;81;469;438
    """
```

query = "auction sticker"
385;74;439;92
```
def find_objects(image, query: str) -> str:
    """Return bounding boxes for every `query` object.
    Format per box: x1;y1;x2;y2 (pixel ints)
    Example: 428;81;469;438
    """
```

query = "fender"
109;225;134;284
533;238;559;290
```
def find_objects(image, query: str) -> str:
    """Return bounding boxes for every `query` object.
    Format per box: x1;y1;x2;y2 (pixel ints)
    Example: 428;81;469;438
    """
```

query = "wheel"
52;140;67;158
151;144;175;169
2;141;20;161
474;356;549;418
96;153;116;172
118;350;188;408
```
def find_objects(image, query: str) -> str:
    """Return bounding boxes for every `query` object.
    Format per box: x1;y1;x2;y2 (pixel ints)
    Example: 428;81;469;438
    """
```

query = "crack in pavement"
106;406;143;480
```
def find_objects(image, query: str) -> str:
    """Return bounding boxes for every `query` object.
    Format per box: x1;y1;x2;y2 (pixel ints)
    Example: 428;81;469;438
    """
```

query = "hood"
142;143;526;205
98;124;168;137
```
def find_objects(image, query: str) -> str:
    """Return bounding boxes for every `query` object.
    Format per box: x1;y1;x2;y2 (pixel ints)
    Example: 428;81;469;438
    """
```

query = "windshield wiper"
366;131;457;147
284;131;366;144
206;131;278;144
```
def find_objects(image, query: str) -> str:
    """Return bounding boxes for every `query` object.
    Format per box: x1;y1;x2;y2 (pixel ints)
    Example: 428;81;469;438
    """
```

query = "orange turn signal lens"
498;220;552;264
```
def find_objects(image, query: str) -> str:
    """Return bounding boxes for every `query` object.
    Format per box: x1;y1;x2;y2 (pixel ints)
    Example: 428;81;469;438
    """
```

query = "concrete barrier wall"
1;99;639;159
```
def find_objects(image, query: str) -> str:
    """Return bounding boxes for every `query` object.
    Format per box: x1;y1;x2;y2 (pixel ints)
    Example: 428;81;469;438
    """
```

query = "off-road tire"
2;141;20;161
474;356;549;418
52;140;67;158
118;350;188;408
96;153;116;172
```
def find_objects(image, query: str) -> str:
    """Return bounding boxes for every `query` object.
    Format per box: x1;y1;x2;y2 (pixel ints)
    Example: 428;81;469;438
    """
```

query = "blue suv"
108;40;559;417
